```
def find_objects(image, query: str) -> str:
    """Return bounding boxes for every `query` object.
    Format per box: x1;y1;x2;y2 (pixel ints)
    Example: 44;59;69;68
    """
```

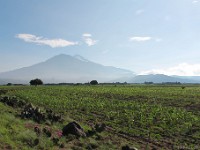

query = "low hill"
128;74;199;83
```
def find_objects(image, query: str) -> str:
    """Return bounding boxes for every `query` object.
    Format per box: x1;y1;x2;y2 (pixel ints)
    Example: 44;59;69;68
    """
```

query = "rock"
45;120;52;126
34;109;45;123
62;121;86;137
122;145;130;150
0;96;25;107
0;95;63;123
46;109;53;114
34;138;39;146
86;130;96;137
47;113;53;120
52;137;59;145
46;110;63;123
53;114;62;122
121;145;138;150
86;143;98;149
17;100;26;107
21;103;45;123
43;127;52;137
95;123;106;132
34;126;41;135
95;134;102;140
59;143;65;148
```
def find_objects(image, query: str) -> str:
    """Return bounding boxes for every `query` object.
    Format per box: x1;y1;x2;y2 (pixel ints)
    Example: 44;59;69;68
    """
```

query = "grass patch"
1;85;200;149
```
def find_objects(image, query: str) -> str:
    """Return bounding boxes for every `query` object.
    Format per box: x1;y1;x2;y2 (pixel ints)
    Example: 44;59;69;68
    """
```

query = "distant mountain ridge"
0;54;134;84
128;74;200;83
1;54;200;85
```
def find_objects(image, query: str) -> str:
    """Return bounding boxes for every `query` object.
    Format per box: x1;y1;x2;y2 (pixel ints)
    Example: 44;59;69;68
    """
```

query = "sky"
1;0;200;76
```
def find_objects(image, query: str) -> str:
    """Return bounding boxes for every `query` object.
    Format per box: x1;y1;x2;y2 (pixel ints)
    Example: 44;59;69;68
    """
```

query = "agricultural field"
0;85;200;149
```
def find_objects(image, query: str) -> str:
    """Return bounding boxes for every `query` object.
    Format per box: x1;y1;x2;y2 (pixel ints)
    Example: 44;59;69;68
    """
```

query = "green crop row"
4;85;200;148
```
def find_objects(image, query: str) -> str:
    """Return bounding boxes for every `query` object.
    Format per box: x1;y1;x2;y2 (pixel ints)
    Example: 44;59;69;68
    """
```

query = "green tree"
30;78;43;86
90;80;98;85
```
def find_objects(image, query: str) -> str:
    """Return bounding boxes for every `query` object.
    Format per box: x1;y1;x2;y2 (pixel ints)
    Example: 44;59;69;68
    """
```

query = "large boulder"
62;121;86;137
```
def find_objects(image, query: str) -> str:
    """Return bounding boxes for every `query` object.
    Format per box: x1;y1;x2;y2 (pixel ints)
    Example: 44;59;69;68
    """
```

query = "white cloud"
84;38;98;46
16;34;78;48
135;9;145;15
82;33;97;46
140;63;200;76
129;36;162;42
82;33;92;37
192;0;199;4
129;36;152;42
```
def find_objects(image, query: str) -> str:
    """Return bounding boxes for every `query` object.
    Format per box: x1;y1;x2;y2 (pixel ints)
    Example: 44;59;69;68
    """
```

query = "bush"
30;78;43;86
90;80;98;85
7;83;12;86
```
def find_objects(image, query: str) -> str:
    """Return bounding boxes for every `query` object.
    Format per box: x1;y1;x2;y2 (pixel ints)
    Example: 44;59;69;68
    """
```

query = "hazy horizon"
1;0;200;76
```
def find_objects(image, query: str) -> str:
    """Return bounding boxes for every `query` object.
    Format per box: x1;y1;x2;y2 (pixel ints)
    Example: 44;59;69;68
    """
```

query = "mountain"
1;54;200;85
0;54;135;84
172;75;200;82
128;74;199;83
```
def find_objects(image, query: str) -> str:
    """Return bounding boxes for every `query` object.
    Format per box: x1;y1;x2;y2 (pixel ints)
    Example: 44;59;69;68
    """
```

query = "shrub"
90;80;98;85
30;79;43;86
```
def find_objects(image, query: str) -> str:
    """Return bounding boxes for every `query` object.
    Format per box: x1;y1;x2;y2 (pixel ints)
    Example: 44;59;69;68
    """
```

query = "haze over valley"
0;54;200;84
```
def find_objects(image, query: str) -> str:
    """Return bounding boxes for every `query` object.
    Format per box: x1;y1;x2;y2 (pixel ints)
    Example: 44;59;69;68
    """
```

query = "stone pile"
21;103;45;123
0;95;63;123
46;109;62;122
0;96;26;107
21;104;63;123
